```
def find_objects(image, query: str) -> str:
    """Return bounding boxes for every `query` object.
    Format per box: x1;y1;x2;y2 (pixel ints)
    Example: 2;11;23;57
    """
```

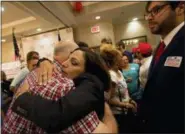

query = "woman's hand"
37;60;57;85
130;99;137;108
125;102;137;113
15;80;30;98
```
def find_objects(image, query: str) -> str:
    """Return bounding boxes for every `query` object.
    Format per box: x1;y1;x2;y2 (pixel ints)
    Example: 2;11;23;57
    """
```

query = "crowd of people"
1;1;184;133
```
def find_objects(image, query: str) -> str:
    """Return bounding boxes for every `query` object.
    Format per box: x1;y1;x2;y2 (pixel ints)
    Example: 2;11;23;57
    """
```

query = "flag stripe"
58;30;61;41
12;31;20;60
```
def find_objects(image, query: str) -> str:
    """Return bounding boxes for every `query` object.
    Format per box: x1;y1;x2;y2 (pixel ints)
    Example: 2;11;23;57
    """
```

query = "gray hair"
54;40;79;56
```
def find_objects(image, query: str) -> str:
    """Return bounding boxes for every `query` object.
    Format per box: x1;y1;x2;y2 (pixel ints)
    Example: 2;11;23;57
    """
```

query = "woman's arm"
108;82;127;108
93;103;118;133
102;103;118;133
12;73;104;133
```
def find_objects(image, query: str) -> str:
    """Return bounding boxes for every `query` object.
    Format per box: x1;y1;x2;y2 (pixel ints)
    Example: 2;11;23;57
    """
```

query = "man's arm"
12;73;104;133
10;68;29;93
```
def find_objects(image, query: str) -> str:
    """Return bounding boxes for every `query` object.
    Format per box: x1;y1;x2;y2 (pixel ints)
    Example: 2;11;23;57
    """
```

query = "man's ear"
175;2;185;16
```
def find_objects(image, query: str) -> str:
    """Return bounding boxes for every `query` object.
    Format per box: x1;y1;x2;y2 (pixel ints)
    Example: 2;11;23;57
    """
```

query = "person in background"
139;1;184;132
10;51;39;93
1;71;13;123
101;37;113;45
1;71;13;98
4;41;117;133
116;40;133;63
132;48;140;65
132;42;153;91
77;41;89;48
100;45;136;133
120;54;141;101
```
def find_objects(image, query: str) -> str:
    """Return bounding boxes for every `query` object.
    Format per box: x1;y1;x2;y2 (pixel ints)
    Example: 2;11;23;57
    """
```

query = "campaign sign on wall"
2;61;21;79
22;28;74;61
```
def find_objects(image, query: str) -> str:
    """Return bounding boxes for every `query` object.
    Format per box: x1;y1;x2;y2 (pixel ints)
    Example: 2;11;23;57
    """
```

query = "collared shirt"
109;70;130;114
10;67;29;88
162;21;184;47
2;60;99;134
140;56;153;89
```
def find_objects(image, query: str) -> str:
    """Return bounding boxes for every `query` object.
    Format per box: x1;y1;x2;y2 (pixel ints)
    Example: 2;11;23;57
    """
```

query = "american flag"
58;28;61;42
12;28;20;61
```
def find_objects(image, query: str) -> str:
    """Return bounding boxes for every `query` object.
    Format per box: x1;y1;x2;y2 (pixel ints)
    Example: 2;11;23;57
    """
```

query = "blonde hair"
100;44;122;68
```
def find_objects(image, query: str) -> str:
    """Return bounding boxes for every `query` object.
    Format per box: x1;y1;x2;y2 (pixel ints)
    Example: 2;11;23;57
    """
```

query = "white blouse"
109;70;130;114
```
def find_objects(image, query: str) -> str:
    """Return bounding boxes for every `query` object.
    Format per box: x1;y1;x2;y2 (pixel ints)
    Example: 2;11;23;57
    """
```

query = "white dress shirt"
139;56;153;89
162;21;184;47
10;67;29;88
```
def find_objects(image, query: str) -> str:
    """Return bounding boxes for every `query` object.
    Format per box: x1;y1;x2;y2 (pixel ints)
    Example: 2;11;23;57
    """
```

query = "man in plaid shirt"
2;41;100;133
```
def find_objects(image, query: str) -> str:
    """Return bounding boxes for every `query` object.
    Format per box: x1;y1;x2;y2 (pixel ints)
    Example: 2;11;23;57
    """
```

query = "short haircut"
101;38;112;44
26;51;39;62
54;40;78;56
116;40;126;50
71;47;111;91
146;1;182;11
77;41;89;48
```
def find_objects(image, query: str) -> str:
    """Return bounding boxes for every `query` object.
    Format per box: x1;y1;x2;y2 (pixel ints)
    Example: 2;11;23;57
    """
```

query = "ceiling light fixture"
133;18;138;21
1;7;4;12
2;39;6;42
95;16;101;20
36;28;42;32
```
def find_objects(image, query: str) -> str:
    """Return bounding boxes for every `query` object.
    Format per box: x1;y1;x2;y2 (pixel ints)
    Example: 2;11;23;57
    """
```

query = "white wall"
74;20;115;47
2;28;74;63
74;19;160;49
2;40;22;63
114;20;160;49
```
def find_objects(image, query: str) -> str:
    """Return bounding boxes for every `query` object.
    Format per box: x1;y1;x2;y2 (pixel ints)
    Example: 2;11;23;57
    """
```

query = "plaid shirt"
2;61;99;134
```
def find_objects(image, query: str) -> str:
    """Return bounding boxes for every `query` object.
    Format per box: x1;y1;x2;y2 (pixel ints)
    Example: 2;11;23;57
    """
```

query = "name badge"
164;56;182;68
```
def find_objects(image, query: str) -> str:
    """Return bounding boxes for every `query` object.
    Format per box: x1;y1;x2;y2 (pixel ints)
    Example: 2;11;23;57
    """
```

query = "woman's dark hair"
77;41;89;48
71;47;111;91
146;1;182;11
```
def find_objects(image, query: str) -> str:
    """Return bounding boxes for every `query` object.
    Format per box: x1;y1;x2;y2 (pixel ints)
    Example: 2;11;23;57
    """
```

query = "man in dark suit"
140;1;184;133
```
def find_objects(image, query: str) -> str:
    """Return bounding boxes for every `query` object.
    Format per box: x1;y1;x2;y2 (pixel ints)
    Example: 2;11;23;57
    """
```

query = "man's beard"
149;22;163;35
149;14;176;36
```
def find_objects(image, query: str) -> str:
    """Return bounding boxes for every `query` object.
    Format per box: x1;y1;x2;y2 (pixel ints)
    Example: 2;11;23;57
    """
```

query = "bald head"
54;40;78;64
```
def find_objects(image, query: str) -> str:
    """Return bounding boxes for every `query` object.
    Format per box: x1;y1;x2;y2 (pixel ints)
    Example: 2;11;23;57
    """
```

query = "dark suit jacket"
12;73;105;133
140;25;184;133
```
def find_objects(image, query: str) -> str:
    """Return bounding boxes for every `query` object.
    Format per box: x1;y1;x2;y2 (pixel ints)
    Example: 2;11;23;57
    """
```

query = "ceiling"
1;1;147;43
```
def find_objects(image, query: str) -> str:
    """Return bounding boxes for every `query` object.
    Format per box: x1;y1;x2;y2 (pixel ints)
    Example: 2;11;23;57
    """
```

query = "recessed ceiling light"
133;18;138;21
95;16;101;20
2;39;6;42
36;28;42;32
1;7;4;12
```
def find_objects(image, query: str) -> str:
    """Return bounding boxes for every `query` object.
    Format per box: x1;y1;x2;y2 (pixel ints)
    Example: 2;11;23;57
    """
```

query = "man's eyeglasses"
144;4;169;20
